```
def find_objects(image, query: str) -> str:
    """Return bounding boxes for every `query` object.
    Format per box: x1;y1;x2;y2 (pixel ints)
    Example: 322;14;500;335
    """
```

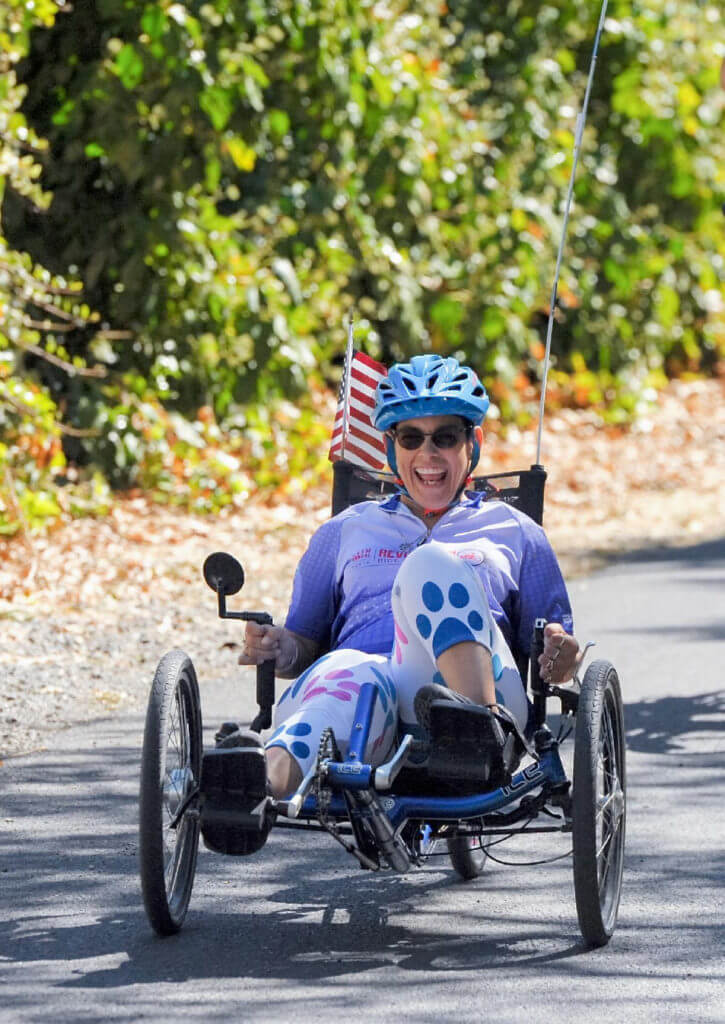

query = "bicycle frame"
277;683;572;856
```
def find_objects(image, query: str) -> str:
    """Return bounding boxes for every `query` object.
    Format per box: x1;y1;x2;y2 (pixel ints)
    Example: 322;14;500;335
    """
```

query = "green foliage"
1;0;724;535
0;0;113;534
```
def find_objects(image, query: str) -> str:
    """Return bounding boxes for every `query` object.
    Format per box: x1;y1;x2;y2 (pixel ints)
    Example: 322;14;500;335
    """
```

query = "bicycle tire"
139;649;202;936
572;659;626;947
447;834;487;880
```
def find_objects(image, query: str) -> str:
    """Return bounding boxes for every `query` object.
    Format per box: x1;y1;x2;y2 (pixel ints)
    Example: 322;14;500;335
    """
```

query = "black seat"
331;458;547;525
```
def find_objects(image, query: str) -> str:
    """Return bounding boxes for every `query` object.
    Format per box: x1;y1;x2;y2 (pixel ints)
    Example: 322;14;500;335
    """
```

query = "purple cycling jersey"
285;492;573;663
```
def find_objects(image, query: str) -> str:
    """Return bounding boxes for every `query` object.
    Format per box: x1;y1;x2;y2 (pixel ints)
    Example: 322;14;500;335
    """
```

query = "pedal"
200;747;274;855
426;702;516;790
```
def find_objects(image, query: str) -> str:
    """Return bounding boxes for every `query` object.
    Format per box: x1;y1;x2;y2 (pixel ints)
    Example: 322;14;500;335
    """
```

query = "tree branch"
12;340;107;378
2;392;101;437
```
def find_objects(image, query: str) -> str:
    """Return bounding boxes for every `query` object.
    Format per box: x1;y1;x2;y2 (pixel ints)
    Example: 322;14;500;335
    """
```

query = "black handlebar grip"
530;618;547;696
529;617;548;729
256;659;276;716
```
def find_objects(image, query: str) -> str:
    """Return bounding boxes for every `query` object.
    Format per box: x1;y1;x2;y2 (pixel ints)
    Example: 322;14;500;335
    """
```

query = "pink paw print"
302;668;361;703
394;623;409;665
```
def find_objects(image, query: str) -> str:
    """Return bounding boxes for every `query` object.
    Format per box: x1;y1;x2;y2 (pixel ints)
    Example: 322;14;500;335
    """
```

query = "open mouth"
414;468;447;488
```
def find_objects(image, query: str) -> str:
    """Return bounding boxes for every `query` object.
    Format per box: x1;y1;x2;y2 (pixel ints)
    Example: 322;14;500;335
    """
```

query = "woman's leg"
436;642;497;705
265;649;399;798
390;542;529;730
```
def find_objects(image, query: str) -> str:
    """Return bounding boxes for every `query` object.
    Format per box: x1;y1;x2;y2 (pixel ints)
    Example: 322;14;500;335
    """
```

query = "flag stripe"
331;420;386;452
340;439;386;469
328;347;388;470
351;369;381;391
349;385;376;408
354;351;384;372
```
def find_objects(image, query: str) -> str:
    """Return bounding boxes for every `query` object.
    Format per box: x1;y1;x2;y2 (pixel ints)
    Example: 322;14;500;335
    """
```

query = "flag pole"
340;316;355;461
534;0;609;466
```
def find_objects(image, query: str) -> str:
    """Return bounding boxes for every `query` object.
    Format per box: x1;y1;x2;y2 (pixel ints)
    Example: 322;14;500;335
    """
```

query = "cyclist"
235;355;582;813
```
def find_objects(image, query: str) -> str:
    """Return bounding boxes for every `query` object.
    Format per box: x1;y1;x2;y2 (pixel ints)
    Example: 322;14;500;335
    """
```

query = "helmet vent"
372;354;489;433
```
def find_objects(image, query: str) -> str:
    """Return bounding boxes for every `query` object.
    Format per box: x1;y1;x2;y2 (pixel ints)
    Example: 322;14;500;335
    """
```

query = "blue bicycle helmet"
373;355;489;476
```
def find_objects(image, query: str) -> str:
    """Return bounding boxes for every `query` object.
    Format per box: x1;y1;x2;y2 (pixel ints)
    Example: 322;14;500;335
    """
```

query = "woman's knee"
394;542;464;590
393;544;495;659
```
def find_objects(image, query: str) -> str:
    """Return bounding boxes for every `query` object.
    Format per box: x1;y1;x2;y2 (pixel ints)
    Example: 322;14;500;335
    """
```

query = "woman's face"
390;414;477;510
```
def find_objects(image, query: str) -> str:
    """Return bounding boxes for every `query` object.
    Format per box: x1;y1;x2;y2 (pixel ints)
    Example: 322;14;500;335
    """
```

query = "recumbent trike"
138;459;626;948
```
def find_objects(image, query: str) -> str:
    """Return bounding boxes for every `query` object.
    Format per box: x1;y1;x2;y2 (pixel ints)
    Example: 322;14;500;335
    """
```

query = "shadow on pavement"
603;535;725;567
625;689;725;757
2;824;722;994
0;721;721;998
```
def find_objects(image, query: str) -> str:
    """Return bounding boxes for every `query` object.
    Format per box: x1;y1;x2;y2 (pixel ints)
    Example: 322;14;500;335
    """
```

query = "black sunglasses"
391;424;472;451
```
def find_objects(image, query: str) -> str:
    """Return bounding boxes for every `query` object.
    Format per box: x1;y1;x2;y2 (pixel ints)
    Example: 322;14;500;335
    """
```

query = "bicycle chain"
314;727;337;830
314;727;379;870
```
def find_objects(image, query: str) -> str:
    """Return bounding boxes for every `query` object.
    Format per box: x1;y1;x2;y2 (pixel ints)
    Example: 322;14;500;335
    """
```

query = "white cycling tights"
266;543;528;776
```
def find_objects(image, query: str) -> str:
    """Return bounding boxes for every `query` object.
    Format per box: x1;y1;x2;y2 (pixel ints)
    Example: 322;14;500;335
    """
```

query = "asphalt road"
1;538;724;1023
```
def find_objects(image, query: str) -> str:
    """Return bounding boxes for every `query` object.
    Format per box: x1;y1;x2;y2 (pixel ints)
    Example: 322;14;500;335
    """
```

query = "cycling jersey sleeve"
284;517;342;649
515;518;574;657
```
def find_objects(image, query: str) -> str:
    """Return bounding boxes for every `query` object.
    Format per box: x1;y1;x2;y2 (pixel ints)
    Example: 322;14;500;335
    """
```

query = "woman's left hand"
538;622;582;684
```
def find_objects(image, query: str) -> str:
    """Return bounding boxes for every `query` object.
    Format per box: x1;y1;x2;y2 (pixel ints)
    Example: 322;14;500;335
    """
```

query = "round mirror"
202;552;245;596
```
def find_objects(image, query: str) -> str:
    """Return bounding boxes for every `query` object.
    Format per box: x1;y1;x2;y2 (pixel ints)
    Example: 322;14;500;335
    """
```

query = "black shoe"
200;737;276;856
415;687;521;791
414;684;475;734
215;722;264;749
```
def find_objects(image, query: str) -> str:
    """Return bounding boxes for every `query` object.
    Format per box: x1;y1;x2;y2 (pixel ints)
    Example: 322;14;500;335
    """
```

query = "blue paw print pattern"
416;578;488;658
370;666;397;711
492;653;503;681
266;719;312;762
448;583;469;608
421;581;444;612
467;610;483;631
416;614;432;639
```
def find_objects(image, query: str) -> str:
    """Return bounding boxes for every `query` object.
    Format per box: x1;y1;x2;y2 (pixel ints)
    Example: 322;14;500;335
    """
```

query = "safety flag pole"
535;0;609;466
340;316;355;462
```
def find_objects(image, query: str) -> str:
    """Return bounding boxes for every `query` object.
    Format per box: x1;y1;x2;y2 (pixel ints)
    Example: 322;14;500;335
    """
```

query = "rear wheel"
572;660;626;947
448;833;487;880
139;650;202;936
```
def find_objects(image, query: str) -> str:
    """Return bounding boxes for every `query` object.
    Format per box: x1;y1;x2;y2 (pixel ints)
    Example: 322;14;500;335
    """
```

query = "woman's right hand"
238;623;319;678
238;622;291;668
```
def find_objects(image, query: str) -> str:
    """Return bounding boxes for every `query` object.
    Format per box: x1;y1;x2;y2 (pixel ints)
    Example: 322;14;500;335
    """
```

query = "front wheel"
139;650;202;936
448;833;487;880
572;659;626;947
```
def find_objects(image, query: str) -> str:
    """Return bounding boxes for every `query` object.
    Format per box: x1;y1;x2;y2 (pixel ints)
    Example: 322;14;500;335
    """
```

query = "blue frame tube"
319;681;378;788
326;762;373;788
345;681;378;763
385;747;567;829
301;746;568;824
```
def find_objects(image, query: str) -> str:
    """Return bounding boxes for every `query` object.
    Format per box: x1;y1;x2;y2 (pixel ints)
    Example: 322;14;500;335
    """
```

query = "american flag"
328;348;388;470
